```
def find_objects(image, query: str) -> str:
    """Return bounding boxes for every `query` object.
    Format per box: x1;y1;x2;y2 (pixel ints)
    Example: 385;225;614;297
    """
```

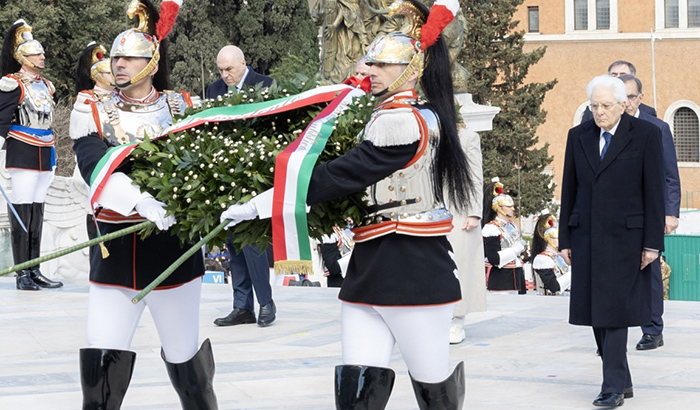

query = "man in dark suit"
205;45;274;99
559;74;665;407
619;74;681;351
580;60;656;123
207;45;277;327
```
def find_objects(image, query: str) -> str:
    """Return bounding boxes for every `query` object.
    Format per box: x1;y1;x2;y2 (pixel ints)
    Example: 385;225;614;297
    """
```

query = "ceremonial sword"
0;183;27;232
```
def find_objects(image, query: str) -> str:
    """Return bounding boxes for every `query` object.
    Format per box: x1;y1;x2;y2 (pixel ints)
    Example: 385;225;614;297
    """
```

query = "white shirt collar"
235;67;250;91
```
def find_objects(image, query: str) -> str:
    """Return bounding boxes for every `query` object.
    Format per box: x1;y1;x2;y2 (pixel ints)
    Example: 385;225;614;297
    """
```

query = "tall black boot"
8;203;39;291
162;338;218;410
28;202;62;288
80;348;136;410
335;365;395;410
410;362;465;410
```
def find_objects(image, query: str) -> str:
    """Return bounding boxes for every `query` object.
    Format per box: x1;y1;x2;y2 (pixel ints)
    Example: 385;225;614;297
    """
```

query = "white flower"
219;186;225;191
172;173;177;177
230;182;236;187
269;167;274;172
213;173;218;178
221;203;227;208
187;198;192;203
172;194;177;199
156;162;162;167
200;187;206;192
252;191;257;197
248;162;253;166
193;175;198;180
187;185;192;190
205;199;210;205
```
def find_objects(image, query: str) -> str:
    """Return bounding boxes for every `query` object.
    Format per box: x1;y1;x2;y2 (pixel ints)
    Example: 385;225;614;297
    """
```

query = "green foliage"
129;77;376;251
206;0;319;83
459;0;558;217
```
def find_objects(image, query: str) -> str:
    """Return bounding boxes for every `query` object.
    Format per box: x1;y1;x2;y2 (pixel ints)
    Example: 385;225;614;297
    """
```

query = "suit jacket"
559;113;665;328
638;111;681;217
205;66;274;99
580;102;656;123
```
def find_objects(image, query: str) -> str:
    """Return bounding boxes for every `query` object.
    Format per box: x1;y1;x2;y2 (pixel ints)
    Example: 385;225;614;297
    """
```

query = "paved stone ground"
1;275;700;409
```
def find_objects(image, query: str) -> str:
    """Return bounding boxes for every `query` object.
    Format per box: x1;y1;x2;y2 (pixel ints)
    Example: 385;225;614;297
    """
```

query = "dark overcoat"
559;113;665;328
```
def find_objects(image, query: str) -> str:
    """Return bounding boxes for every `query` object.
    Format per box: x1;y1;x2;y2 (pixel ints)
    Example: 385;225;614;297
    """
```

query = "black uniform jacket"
559;114;665;328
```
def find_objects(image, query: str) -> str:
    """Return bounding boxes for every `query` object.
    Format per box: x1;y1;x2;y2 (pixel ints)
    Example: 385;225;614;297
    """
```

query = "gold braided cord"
127;44;160;85
387;51;424;93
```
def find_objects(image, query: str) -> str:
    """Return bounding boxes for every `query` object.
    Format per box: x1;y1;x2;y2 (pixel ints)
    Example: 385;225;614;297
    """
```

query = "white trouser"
8;168;53;203
86;279;202;363
341;302;455;382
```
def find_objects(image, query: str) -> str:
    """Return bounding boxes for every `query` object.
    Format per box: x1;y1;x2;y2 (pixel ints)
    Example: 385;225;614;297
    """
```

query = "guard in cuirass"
0;19;63;290
482;177;527;294
74;41;115;105
531;213;572;295
69;1;217;409
219;1;470;408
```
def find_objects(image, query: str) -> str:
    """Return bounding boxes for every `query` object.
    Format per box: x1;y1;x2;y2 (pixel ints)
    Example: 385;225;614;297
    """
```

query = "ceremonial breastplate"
543;250;569;277
15;75;54;130
492;219;521;249
96;91;187;146
362;105;451;226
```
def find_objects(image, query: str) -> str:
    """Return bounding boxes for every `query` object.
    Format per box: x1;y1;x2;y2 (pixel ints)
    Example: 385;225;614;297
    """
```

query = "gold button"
402;213;409;218
399;186;406;192
428;214;434;220
416;197;422;203
400;200;407;206
389;212;396;218
399;172;405;178
388;185;394;191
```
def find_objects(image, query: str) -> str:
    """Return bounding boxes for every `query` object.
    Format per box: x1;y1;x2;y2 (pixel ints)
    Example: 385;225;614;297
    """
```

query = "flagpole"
0;221;153;277
131;219;231;303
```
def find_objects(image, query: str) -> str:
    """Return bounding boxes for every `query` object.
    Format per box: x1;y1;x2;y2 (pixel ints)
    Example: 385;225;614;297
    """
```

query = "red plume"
496;187;503;194
156;0;181;40
420;0;459;50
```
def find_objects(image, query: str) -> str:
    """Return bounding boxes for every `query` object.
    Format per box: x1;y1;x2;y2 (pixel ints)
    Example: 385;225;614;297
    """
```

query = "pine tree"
207;0;319;79
167;4;227;97
459;0;557;217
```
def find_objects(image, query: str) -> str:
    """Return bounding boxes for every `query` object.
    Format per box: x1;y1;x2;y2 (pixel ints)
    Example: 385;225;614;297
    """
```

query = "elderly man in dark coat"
559;74;665;408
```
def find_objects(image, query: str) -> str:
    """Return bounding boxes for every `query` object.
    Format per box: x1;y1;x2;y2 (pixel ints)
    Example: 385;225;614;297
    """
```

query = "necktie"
600;131;612;160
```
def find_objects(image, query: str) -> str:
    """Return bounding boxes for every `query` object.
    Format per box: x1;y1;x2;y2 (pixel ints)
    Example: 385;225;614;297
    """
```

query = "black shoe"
624;386;633;399
213;308;256;326
258;300;276;326
593;392;624;407
29;267;63;288
16;270;40;291
636;333;663;350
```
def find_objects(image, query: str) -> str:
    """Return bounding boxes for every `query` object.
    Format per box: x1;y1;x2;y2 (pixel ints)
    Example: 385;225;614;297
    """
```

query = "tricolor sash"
271;87;365;275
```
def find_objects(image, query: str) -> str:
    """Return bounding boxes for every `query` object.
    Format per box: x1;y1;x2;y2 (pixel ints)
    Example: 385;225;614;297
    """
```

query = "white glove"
0;136;5;149
135;196;176;230
512;241;525;255
220;200;258;229
220;189;275;229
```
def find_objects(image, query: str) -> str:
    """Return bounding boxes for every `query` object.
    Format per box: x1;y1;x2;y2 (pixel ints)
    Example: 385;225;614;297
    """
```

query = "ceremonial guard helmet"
531;212;557;260
110;0;181;89
490;177;515;216
364;0;460;96
76;42;113;92
1;19;44;75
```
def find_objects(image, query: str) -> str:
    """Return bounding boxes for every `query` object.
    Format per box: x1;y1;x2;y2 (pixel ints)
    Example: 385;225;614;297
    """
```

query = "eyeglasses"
626;94;640;101
589;102;620;111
